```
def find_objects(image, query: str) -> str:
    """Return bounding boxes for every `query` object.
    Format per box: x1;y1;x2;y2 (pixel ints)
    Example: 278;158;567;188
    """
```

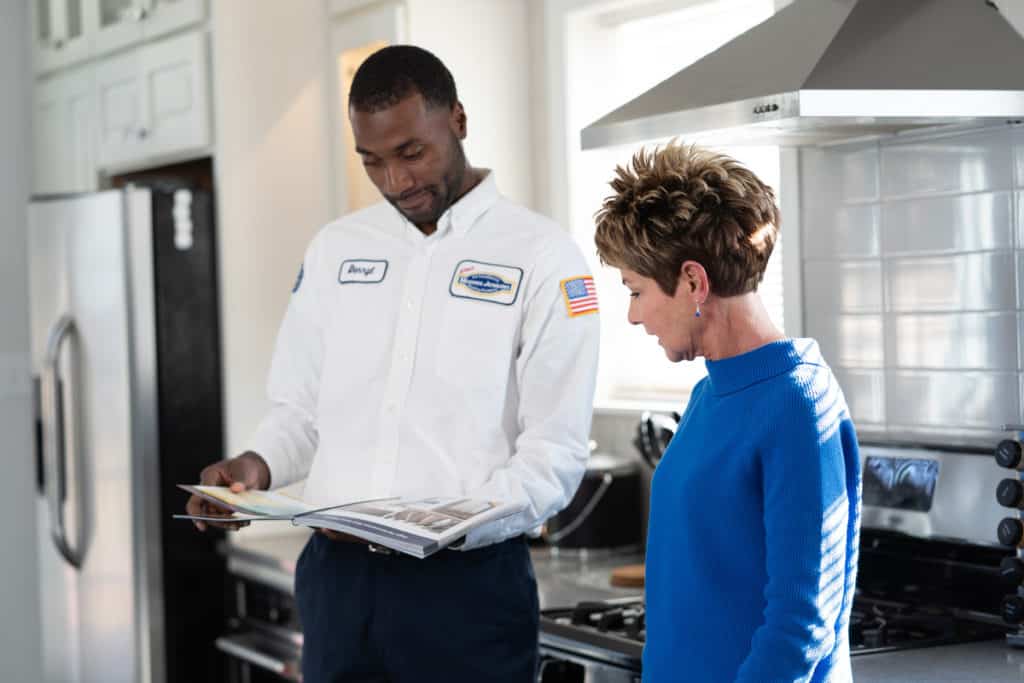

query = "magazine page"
174;484;315;521
298;496;524;556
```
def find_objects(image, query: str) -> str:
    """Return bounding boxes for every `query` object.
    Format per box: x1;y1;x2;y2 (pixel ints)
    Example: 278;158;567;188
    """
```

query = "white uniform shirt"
249;172;600;549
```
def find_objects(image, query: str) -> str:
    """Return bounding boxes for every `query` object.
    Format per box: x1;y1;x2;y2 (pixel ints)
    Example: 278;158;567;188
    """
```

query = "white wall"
211;0;334;457
0;2;43;681
406;0;534;207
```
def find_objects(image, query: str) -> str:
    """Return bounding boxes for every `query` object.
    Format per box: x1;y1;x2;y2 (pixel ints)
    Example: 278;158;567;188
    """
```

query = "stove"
539;590;1008;681
538;446;1015;682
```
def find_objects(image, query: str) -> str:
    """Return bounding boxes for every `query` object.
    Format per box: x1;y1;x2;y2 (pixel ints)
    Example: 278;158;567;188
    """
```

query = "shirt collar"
445;169;498;236
704;338;823;396
394;170;499;242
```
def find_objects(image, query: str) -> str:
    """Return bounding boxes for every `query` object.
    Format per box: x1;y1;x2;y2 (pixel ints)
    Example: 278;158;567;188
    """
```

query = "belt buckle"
367;543;394;556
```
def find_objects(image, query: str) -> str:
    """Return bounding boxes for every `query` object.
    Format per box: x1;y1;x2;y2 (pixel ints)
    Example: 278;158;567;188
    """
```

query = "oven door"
539;639;641;683
217;619;302;683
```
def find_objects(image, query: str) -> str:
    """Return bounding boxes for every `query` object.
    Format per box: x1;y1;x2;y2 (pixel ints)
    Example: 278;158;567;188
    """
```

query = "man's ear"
451;101;467;139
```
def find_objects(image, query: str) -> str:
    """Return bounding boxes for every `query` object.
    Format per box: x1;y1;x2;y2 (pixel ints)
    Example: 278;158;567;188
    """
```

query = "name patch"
339;259;388;284
449;260;523;306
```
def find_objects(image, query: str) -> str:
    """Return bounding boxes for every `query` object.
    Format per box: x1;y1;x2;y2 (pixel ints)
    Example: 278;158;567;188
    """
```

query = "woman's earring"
695;302;702;318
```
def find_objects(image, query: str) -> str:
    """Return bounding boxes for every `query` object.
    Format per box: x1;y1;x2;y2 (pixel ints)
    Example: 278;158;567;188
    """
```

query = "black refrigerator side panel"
150;186;228;683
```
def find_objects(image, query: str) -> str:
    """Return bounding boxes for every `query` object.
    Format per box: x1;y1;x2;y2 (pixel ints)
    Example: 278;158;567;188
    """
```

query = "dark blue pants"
295;533;539;683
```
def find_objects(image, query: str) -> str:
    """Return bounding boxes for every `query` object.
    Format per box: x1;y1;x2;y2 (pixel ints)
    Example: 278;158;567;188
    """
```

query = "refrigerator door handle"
41;314;83;570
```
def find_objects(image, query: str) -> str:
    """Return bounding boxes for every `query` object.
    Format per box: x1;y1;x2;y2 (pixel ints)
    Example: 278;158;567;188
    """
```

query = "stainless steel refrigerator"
28;181;226;683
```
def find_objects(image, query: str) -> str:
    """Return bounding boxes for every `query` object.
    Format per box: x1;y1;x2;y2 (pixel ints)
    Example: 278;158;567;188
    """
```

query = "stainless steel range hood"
581;0;1024;149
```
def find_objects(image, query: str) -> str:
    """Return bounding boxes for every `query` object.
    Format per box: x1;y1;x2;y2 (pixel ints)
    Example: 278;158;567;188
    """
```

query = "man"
186;45;599;682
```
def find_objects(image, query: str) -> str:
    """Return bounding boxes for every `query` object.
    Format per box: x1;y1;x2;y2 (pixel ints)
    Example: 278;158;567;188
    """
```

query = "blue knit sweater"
643;339;861;683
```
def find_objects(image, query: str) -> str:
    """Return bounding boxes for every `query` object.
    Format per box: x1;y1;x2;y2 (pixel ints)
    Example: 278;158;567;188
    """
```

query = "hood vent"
581;0;1024;149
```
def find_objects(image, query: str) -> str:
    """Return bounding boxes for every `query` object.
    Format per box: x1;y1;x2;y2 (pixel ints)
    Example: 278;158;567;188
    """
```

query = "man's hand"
186;451;271;532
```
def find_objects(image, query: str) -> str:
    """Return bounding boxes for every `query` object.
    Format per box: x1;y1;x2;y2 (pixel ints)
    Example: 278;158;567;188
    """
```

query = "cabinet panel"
93;29;209;171
33;67;97;194
139;30;210;161
94;49;143;168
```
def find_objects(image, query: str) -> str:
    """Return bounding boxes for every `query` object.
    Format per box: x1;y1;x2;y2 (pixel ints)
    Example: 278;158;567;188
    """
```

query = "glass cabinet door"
32;0;91;74
98;0;137;28
34;0;54;48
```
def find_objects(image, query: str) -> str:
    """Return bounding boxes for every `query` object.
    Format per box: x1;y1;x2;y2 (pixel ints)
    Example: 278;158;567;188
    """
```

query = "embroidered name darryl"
348;264;375;277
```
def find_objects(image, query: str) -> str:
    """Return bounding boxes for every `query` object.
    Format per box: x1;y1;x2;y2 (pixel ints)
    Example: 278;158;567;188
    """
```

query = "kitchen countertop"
852;639;1024;682
223;529;1023;681
224;528;643;607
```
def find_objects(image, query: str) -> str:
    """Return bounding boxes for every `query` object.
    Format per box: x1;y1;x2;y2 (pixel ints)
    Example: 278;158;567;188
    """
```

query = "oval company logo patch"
459;272;512;294
449;260;523;305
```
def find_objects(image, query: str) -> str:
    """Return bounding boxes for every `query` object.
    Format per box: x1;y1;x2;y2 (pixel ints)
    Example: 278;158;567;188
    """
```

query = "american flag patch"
561;276;599;317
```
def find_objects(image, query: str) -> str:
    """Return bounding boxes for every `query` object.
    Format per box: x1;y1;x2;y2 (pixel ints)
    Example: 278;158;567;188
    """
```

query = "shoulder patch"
292;264;304;293
561;275;598;317
449;260;523;306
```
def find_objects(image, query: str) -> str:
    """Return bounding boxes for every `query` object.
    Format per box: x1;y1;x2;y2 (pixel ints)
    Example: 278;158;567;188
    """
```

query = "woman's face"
620;266;701;363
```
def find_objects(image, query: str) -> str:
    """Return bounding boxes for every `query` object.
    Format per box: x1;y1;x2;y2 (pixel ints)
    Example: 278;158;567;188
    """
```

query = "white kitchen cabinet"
95;29;210;171
32;0;91;74
33;66;97;194
91;0;205;58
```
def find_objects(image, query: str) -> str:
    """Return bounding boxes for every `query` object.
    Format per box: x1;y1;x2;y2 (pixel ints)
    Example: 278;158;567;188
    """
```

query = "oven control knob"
1001;557;1024;585
996;440;1024;469
1003;595;1024;624
998;479;1024;508
998;518;1024;547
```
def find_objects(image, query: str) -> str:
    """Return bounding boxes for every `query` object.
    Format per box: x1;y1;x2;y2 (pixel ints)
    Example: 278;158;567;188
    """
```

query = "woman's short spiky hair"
594;143;780;298
349;45;458;113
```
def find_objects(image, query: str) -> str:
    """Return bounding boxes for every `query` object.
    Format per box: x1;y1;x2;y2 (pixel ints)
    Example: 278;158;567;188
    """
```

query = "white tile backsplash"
885;252;1017;312
802;125;1024;438
882;191;1013;254
1014;126;1024;188
887;312;1019;370
804;260;883;315
880;128;1013;198
834;368;885;425
1017;191;1023;247
812;315;884;368
886;370;1020;429
804;203;880;259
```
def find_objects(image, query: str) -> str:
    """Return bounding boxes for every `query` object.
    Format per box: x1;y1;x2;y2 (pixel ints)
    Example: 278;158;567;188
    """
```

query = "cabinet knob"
137;128;149;140
52;38;65;50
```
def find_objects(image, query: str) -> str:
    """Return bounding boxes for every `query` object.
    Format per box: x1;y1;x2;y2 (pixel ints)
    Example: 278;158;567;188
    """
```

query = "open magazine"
175;485;524;559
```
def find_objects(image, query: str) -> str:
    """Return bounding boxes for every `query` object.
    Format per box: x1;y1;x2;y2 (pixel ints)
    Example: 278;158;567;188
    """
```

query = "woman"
594;143;861;683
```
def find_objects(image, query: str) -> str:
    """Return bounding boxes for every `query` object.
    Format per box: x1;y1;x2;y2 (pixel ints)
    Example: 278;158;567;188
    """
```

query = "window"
563;0;784;408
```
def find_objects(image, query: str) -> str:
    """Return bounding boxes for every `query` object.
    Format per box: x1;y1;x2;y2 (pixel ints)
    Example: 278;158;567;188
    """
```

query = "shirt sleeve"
734;373;857;683
456;235;600;550
246;231;327;489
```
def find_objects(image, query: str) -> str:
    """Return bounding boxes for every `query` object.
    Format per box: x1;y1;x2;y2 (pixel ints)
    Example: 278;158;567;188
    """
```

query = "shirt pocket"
435;296;520;390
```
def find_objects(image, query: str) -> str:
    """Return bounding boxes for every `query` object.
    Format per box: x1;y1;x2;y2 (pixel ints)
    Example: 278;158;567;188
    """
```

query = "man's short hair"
594;142;780;298
349;45;458;113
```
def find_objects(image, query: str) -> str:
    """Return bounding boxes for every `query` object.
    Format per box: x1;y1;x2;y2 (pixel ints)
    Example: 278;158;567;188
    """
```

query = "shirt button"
406;300;414;310
385;401;397;412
